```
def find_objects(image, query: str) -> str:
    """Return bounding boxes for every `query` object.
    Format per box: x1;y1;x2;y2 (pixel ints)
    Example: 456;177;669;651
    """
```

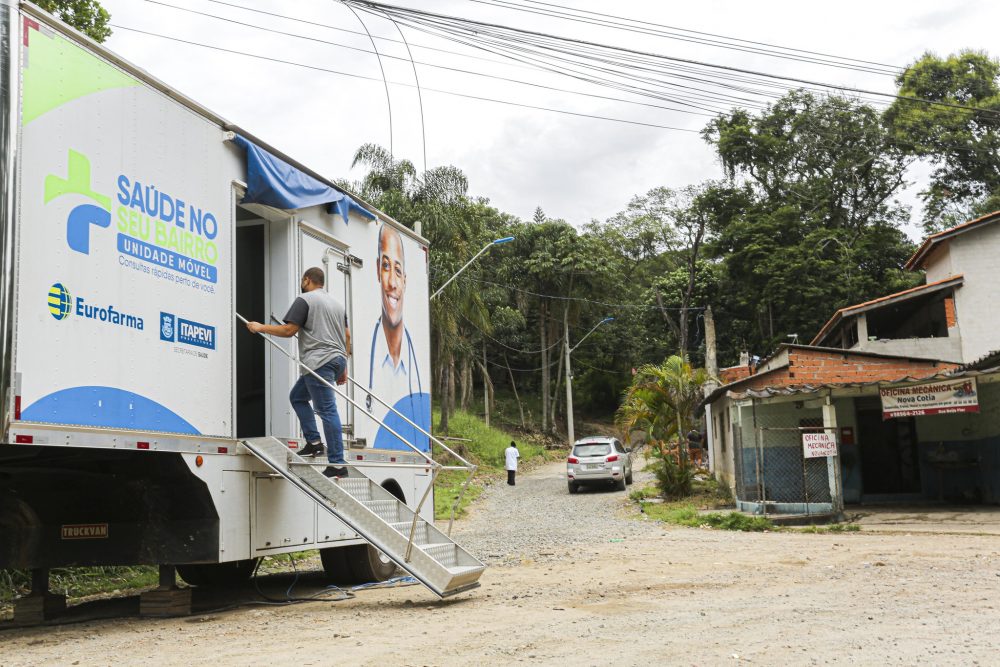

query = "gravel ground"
454;454;659;565
5;454;1000;665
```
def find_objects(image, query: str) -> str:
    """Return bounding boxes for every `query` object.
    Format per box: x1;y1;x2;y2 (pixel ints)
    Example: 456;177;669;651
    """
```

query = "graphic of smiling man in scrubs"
367;224;429;451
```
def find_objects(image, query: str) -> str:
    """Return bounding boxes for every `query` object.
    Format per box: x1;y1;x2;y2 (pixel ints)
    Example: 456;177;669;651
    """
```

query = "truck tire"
176;559;258;587
321;544;398;584
319;545;353;583
567;482;578;494
346;544;398;583
615;477;627;491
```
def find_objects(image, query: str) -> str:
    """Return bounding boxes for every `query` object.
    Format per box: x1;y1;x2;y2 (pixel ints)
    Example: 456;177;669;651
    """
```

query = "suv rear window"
573;444;611;457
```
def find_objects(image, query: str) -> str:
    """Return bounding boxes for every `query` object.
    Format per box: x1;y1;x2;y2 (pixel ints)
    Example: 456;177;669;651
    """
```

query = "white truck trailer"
0;2;483;620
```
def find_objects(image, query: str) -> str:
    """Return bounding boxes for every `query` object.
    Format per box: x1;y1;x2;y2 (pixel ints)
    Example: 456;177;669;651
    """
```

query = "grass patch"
434;469;484;520
431;408;547;520
796;523;862;534
641;502;776;532
1;566;160;617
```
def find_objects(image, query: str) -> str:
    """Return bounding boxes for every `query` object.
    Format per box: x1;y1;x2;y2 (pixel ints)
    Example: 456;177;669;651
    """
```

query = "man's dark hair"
303;266;325;286
510;441;517;447
377;224;406;271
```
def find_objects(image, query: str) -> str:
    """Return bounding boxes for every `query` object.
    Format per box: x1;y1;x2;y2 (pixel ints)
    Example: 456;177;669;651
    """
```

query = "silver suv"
567;436;633;493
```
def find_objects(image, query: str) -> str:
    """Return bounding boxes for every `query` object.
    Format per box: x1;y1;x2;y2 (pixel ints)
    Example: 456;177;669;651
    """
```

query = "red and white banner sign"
880;377;979;419
802;432;837;459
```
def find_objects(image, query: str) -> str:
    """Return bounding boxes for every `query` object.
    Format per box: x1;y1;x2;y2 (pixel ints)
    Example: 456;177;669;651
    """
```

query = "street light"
430;236;515;300
565;316;614;446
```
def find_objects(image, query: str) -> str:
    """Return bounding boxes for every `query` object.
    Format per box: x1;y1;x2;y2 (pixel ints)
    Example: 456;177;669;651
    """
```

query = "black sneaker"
322;466;349;478
299;441;324;458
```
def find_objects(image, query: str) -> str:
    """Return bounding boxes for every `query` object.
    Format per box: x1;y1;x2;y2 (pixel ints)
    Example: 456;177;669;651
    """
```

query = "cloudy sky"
97;0;995;238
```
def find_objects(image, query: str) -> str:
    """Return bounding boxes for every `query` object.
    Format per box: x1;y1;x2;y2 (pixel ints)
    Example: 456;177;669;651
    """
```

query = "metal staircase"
241;436;485;598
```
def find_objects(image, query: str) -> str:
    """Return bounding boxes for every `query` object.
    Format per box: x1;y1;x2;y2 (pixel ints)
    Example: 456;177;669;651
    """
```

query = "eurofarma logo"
47;282;72;320
159;312;215;350
48;283;144;331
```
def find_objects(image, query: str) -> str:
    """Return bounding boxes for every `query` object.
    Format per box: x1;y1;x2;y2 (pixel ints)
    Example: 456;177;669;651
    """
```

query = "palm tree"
617;356;711;498
617;355;711;462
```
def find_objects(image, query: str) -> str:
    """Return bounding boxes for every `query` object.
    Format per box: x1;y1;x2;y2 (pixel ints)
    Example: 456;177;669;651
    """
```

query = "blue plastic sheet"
232;134;375;223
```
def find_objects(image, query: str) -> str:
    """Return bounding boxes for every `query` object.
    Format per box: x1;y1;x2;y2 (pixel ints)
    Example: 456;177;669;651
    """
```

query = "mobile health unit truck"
0;1;483;620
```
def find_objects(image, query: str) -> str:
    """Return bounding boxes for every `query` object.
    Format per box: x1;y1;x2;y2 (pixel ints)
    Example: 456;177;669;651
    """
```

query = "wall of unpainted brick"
736;348;958;392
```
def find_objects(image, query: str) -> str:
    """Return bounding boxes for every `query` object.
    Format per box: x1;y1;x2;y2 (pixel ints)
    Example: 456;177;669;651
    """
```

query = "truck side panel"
13;19;237;438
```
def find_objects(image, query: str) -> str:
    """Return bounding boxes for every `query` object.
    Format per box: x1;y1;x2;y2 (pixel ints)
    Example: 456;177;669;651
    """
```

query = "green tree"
703;90;916;361
884;51;1000;232
37;0;111;43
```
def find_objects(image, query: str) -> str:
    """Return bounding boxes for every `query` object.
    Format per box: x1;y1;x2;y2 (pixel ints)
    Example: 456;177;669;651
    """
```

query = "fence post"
752;399;766;517
822;395;843;515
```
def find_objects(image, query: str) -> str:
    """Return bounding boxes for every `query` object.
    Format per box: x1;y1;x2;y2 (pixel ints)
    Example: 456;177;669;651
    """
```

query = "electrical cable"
458;310;565;353
459;276;704;311
342;0;1000;118
377;8;429;175
110;25;702;132
142;0;720;119
458;0;900;75
342;3;395;157
512;0;900;72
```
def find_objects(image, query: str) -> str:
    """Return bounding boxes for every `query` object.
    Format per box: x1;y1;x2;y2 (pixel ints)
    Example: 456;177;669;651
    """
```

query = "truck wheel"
626;470;634;485
346;543;398;583
321;544;398;584
176;559;258;587
615;477;627;491
319;545;353;583
567;482;578;494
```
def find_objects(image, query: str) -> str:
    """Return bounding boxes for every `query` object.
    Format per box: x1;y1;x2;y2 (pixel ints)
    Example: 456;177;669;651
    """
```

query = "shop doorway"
857;408;922;495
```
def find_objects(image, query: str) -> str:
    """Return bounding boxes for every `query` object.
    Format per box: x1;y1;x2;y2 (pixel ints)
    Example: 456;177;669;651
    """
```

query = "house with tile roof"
812;211;1000;364
700;213;1000;514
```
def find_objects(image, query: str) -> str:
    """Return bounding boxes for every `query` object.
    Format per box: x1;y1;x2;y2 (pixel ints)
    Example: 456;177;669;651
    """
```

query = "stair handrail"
239;313;440;470
240;313;477;537
265;314;476;470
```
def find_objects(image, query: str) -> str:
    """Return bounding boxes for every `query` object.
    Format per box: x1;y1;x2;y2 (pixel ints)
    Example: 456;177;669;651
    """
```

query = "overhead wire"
142;0;720;118
145;0;932;127
460;276;705;311
458;0;900;75
342;3;395;156
110;25;701;132
342;0;1000;118
512;0;901;72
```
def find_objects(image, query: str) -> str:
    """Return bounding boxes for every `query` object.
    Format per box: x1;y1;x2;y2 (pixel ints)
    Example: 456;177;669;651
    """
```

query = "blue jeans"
290;356;347;465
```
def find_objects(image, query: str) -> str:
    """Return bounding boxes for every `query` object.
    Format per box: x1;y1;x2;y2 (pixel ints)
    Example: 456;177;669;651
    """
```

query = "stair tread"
240;436;485;598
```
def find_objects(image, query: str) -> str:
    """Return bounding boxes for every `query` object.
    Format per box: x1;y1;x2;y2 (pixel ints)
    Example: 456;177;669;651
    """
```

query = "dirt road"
3;460;1000;665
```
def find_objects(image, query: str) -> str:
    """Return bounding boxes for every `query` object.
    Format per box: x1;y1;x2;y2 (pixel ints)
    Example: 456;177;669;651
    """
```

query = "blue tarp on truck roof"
232;134;376;223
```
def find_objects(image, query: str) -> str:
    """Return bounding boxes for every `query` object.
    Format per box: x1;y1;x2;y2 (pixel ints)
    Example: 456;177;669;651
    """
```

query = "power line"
459;0;900;75
343;0;1000;118
145;0;722;118
460;276;705;311
110;25;702;132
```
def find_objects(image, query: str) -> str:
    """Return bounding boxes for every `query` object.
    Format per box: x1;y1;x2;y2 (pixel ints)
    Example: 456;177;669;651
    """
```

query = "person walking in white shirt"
505;441;520;486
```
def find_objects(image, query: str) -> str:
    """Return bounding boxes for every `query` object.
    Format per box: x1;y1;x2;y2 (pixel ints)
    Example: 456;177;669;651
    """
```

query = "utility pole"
563;315;614;448
564;312;574;447
704;305;719;388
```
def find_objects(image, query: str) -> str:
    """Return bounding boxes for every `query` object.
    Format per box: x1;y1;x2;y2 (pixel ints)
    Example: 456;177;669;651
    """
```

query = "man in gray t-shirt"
246;267;352;477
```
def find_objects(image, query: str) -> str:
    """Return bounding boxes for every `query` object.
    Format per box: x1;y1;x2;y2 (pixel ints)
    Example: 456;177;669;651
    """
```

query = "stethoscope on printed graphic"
367;318;422;416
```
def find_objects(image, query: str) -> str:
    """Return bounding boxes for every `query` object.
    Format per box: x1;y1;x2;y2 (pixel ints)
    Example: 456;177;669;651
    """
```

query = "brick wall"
944;297;957;329
719;365;751;384
737;348;958;392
